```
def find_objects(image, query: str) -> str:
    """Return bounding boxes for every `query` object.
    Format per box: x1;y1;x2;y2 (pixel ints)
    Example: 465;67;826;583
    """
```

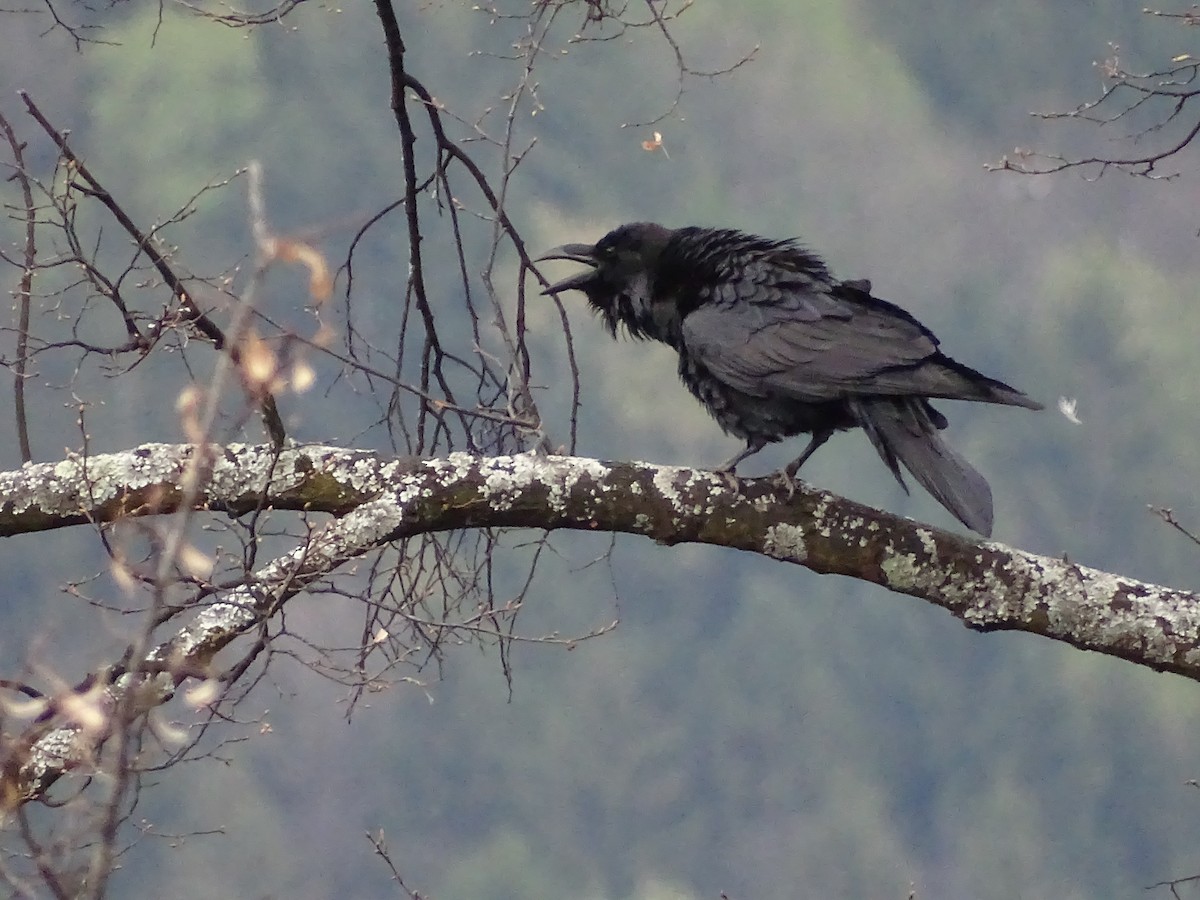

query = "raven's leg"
783;429;834;478
778;429;834;498
717;437;768;474
713;437;768;491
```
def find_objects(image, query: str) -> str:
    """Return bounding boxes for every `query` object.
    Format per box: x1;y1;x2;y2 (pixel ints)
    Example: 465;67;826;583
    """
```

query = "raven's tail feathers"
850;398;994;536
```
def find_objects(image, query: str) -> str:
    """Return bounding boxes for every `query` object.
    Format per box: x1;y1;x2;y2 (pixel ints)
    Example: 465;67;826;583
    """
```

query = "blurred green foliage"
3;2;1200;899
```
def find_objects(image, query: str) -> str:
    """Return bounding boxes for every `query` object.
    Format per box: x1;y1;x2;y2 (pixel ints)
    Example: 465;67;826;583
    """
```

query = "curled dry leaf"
291;360;316;393
175;385;204;442
185;679;221;709
178;543;214;580
313;322;337;349
277;239;333;304
641;131;669;158
60;683;109;736
148;710;189;746
175;385;201;416
240;330;278;391
1;693;49;721
110;557;137;594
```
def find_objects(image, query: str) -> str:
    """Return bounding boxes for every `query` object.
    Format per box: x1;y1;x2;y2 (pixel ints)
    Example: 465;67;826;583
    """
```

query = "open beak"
537;242;598;295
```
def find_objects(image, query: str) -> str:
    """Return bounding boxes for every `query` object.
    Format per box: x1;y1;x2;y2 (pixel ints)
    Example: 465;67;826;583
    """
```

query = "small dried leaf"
111;557;137;593
175;385;201;415
313;323;337;348
291;360;316;393
175;385;204;442
1;694;48;721
61;684;109;735
185;679;221;709
178;544;214;580
241;330;277;389
641;131;669;158
148;711;189;746
277;239;333;303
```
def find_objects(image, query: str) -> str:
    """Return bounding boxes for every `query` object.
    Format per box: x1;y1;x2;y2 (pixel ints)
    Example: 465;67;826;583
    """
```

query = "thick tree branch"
0;442;1196;669
2;442;1197;811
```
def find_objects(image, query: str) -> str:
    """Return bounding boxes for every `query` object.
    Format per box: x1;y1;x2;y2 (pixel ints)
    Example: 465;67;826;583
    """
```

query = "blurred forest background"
3;1;1200;898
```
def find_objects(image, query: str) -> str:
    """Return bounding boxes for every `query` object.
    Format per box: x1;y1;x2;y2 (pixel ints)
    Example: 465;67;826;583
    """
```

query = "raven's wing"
679;279;956;403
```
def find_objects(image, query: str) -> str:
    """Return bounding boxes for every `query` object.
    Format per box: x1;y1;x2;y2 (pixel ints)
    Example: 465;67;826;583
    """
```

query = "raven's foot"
774;430;835;500
713;438;767;492
713;465;741;493
774;465;801;501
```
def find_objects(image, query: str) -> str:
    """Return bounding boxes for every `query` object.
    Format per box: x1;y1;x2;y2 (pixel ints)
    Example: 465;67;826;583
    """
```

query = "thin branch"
174;0;308;27
373;1;467;453
1150;506;1200;548
989;14;1200;179
0;109;36;462
17;92;287;447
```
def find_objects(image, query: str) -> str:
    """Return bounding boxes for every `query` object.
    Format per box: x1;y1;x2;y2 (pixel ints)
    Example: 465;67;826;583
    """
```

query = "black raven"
539;223;1042;536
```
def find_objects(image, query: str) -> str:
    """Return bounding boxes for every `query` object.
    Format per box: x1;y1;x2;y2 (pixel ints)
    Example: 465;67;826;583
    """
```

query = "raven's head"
538;222;676;342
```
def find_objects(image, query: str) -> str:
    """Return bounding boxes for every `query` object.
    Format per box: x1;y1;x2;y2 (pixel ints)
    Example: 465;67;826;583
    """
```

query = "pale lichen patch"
479;458;528;512
651;467;685;509
811;496;831;521
442;452;478;482
880;551;922;592
376;458;403;482
543;455;610;512
395;476;429;507
916;527;938;558
763;523;808;563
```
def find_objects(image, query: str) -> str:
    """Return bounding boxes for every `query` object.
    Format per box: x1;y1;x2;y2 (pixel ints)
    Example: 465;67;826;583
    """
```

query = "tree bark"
2;441;1197;810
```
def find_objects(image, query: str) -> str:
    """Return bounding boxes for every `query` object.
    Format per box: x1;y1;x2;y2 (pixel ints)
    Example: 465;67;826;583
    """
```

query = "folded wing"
680;281;1039;409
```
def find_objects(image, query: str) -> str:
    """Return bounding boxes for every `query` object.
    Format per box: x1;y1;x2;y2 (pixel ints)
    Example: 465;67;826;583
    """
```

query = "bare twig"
989;13;1200;179
17;92;287;447
0;109;36;462
1150;506;1200;548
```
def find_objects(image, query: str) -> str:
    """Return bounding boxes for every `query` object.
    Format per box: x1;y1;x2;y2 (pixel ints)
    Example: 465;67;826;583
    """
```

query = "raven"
539;223;1042;536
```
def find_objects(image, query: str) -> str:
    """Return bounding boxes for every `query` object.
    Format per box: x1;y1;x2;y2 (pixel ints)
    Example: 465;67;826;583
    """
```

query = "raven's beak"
537;243;598;295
